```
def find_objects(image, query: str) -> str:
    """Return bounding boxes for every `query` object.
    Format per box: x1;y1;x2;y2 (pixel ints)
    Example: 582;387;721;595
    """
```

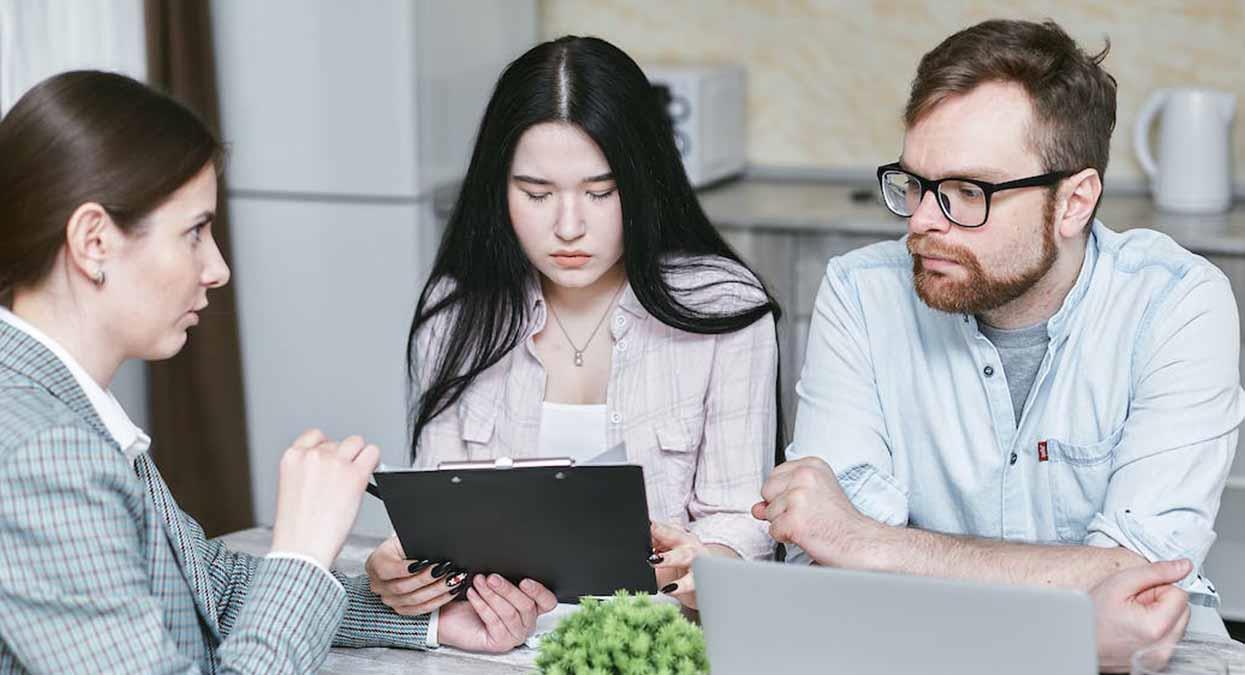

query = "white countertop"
698;178;1245;256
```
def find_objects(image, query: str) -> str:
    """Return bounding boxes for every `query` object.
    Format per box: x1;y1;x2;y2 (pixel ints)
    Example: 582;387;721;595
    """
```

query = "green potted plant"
535;591;709;675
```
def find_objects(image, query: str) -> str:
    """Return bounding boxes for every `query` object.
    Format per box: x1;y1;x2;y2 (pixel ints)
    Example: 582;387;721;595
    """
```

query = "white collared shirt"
0;307;341;589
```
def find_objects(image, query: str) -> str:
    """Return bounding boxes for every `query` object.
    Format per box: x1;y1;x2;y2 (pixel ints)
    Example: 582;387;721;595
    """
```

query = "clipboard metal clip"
437;456;576;470
367;457;580;499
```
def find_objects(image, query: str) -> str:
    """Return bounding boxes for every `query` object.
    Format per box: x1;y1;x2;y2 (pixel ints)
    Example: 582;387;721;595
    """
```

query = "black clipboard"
369;458;658;602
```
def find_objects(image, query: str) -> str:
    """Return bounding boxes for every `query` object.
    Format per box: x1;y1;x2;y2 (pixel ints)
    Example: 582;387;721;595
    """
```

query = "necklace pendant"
574;351;584;367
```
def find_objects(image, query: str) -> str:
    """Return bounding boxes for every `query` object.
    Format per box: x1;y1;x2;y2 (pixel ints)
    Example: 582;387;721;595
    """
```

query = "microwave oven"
645;64;747;188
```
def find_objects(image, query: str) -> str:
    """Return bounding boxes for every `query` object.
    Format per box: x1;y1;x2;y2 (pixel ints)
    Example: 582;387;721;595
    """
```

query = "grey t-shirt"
978;320;1050;426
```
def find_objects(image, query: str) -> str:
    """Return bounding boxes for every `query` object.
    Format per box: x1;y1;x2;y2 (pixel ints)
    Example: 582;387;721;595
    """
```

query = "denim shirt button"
983;365;995;377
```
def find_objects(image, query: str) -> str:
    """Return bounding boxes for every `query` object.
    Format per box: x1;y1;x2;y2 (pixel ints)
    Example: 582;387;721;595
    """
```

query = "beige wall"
541;0;1245;187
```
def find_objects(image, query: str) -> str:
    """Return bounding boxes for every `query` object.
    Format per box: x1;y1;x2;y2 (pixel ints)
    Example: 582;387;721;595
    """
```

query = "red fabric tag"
1038;441;1049;462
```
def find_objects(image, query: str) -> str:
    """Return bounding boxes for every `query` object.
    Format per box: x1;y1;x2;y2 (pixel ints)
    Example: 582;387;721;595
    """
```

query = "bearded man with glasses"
755;19;1244;660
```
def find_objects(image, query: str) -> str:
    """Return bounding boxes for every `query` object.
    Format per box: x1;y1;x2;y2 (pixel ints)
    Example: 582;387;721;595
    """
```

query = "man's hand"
437;575;557;653
1090;559;1192;673
752;457;879;566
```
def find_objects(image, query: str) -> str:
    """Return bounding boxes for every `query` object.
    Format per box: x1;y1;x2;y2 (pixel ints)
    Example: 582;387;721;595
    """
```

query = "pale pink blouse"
412;258;778;559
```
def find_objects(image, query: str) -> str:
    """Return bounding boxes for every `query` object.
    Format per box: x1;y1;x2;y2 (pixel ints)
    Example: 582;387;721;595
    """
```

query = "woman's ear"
1057;168;1102;240
63;202;120;285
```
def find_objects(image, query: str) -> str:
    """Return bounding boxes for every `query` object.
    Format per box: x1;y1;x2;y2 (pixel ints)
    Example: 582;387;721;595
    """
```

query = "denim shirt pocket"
1046;426;1124;543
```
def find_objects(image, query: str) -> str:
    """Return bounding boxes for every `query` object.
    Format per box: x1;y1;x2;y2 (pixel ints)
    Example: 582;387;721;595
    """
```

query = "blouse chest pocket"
457;393;498;459
1045;426;1123;543
645;413;705;508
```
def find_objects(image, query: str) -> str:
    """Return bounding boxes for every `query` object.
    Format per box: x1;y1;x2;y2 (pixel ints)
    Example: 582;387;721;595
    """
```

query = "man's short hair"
904;19;1117;180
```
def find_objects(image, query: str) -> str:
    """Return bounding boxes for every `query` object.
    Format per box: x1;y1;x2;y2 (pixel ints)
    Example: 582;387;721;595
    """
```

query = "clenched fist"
269;429;380;570
752;457;877;567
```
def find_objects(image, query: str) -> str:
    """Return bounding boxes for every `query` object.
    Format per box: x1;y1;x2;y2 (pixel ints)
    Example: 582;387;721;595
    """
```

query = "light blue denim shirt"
786;221;1244;608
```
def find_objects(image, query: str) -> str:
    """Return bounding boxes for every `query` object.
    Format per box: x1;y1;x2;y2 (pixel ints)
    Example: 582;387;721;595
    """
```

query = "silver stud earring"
93;269;106;287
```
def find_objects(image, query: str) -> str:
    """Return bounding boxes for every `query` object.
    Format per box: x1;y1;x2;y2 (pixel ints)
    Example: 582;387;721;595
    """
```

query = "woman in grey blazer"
0;71;555;673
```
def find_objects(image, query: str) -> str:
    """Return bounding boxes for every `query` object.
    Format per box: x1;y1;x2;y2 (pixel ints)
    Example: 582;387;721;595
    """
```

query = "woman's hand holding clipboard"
365;457;658;603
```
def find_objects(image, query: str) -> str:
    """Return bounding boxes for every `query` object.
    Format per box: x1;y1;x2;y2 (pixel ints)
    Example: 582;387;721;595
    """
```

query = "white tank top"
537;402;609;463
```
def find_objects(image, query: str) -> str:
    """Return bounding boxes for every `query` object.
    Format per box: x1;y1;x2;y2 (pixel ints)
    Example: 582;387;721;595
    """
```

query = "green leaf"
535;592;708;674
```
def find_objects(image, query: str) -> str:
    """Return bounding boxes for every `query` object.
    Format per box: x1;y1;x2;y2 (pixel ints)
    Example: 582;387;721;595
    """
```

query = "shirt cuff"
267;551;344;592
1084;510;1219;606
688;514;774;561
427;607;440;648
838;464;909;527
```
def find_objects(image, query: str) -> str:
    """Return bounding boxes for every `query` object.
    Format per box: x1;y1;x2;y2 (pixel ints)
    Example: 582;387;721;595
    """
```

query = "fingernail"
430;561;453;578
648;553;663;565
451;582;469;596
661;582;678;594
488;574;504;588
407;560;432;574
446;572;467;588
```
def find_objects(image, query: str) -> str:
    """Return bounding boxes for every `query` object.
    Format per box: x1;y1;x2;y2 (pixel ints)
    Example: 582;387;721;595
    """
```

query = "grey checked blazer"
0;320;430;673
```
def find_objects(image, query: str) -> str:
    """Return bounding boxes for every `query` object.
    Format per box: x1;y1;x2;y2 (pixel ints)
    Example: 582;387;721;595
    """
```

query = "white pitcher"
1133;88;1235;213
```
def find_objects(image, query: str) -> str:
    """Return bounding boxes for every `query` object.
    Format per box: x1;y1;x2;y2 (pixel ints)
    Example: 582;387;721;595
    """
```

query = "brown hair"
904;19;1117;179
0;70;222;300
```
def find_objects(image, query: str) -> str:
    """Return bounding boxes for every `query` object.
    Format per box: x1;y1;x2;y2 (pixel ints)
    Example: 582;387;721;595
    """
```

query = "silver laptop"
694;557;1097;675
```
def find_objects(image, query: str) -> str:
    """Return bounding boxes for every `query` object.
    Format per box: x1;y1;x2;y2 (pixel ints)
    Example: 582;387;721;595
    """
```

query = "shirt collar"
526;276;648;321
0;307;151;465
1044;219;1103;341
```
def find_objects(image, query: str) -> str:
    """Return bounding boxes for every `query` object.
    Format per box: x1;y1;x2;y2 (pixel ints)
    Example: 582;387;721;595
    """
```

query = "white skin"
753;82;1187;662
1091;559;1191;672
11;163;548;653
366;122;726;614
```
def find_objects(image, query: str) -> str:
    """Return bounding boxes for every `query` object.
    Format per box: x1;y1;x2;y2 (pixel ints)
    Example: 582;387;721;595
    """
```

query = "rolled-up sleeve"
785;260;906;564
688;311;778;560
1085;271;1244;605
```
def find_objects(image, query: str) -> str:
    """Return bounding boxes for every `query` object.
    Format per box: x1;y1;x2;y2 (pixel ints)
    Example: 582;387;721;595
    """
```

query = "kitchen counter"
699;177;1245;256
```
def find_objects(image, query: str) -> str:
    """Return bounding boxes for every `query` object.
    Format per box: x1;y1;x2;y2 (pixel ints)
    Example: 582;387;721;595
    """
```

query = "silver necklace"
546;279;626;367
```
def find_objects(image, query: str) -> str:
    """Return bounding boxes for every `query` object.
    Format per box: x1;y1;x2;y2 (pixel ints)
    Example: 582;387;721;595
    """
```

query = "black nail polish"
661;582;678;594
446;572;467;588
407;560;432;574
430;561;453;578
648;554;663;565
450;582;468;596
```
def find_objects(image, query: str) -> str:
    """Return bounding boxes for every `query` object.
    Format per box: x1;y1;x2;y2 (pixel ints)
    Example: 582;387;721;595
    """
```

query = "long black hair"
407;36;784;463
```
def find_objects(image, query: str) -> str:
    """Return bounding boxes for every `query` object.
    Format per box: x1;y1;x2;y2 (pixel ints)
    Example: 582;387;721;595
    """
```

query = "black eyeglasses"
876;162;1073;228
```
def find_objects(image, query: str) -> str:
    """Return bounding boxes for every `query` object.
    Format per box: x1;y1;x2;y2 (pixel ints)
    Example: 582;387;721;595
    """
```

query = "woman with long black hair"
366;35;783;617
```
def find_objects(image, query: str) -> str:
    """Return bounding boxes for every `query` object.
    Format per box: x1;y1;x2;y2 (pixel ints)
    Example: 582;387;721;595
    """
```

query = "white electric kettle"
1133;88;1236;213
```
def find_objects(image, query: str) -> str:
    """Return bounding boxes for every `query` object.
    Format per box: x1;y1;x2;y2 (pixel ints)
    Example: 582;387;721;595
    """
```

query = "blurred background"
2;0;1243;626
